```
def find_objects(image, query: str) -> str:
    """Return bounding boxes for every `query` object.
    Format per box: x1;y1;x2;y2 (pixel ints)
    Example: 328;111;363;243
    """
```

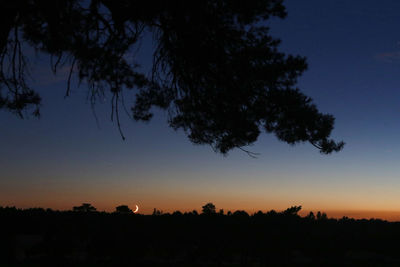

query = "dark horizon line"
3;204;399;223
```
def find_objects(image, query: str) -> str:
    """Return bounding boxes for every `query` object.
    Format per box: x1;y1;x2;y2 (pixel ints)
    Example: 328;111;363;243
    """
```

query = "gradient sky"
2;0;400;220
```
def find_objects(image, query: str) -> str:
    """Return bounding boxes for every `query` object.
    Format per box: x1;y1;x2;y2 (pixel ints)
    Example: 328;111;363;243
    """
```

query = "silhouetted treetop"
73;203;96;212
202;202;216;215
115;205;133;214
0;0;344;154
282;205;302;216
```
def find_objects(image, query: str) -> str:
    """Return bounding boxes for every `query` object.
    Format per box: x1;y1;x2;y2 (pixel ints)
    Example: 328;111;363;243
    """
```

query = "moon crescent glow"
134;205;139;213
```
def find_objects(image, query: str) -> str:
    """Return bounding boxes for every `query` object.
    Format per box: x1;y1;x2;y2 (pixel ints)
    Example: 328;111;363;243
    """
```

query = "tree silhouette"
232;210;249;217
191;210;198;216
202;202;216;215
72;203;96;212
152;208;163;216
316;211;328;220
306;211;315;220
0;0;344;154
282;205;302;216
115;205;133;213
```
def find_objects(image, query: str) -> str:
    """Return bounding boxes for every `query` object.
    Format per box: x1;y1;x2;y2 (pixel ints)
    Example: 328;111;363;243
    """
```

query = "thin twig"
115;92;125;140
65;58;76;98
238;147;260;158
51;53;63;74
120;88;134;121
309;141;322;150
110;92;115;121
91;101;102;130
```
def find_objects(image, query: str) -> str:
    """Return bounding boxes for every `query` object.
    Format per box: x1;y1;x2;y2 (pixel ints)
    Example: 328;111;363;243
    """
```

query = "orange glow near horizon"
3;173;400;221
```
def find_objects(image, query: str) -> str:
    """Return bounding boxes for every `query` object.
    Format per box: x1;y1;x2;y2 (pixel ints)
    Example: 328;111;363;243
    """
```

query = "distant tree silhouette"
254;210;264;217
341;216;350;221
72;203;96;212
306;211;315;220
115;205;133;214
152;208;163;215
232;210;249;217
0;0;344;154
316;211;328;220
202;202;216;215
282;206;302;216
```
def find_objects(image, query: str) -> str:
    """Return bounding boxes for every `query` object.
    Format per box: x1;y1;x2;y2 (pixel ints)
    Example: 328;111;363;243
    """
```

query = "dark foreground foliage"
0;0;344;154
1;206;400;266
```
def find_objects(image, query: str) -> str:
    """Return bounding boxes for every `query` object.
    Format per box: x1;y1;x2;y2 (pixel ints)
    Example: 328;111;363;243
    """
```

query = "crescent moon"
134;205;139;213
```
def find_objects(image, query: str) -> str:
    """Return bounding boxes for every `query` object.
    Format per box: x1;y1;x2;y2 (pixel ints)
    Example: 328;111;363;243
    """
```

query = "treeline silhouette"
2;203;400;266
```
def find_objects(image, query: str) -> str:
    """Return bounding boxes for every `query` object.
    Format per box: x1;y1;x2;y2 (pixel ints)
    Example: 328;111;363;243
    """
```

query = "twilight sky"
2;0;400;220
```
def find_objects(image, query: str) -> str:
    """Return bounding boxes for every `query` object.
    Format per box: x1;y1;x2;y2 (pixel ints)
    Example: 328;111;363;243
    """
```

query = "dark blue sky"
2;0;400;218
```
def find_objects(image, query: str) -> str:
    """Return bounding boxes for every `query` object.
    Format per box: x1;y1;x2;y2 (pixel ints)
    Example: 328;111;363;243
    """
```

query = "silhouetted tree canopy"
0;0;344;154
73;203;97;212
115;205;133;213
232;210;249;217
316;211;328;220
202;202;216;215
306;211;315;220
282;205;302;216
152;208;163;216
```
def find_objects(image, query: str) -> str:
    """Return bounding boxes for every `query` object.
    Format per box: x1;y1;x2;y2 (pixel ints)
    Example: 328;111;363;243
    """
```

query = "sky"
2;0;400;220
